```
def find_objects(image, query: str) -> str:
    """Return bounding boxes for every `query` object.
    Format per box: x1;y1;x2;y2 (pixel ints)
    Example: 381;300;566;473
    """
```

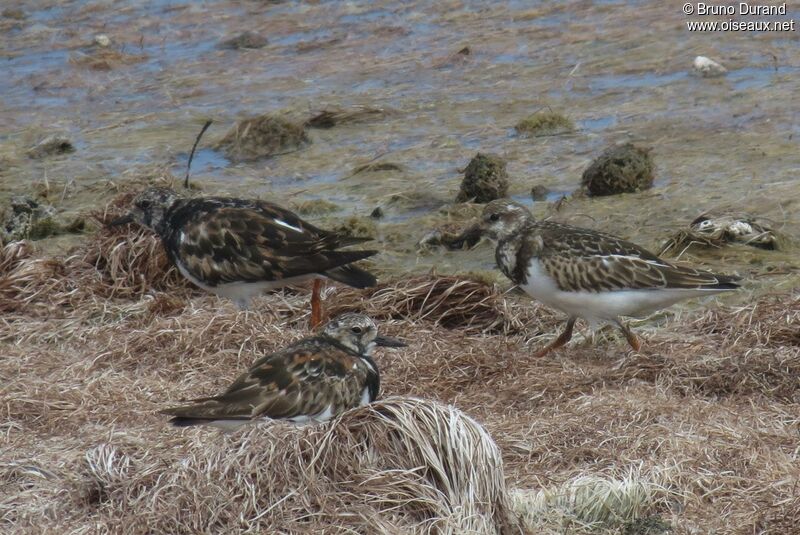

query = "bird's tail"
325;264;378;289
337;235;373;247
168;416;213;427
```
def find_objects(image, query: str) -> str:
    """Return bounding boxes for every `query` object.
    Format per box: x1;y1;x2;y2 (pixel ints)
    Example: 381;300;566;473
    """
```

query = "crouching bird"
112;187;378;327
160;313;406;429
475;200;740;357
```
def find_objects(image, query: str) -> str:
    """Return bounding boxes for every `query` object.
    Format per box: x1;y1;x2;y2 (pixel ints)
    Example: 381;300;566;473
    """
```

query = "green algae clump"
456;153;509;204
581;143;655;197
515;110;574;136
216;114;309;162
332;216;377;240
293;199;341;216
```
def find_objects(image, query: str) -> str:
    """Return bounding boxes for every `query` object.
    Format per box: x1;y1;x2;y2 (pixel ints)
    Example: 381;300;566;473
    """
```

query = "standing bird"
112;187;378;326
476;200;740;357
160;313;405;429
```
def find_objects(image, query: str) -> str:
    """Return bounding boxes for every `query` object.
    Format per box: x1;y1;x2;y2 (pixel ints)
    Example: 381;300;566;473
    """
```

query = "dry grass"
328;275;550;335
0;193;189;315
3;398;514;534
1;222;798;534
510;469;671;532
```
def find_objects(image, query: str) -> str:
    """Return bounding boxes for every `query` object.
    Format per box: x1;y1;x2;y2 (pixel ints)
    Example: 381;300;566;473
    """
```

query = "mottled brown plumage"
497;218;738;293
479;200;740;356
160;313;405;428
115;187;378;309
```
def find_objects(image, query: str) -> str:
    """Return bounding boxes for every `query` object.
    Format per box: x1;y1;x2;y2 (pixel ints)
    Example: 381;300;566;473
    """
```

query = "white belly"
175;259;314;308
522;261;728;328
359;386;372;406
288;404;335;424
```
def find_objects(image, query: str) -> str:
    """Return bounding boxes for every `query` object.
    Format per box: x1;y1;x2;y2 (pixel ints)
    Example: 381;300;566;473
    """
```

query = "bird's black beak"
107;213;134;227
374;335;407;348
446;222;484;250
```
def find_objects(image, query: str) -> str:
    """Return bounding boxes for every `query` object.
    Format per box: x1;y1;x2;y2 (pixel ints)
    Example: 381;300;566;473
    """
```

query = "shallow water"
1;0;798;300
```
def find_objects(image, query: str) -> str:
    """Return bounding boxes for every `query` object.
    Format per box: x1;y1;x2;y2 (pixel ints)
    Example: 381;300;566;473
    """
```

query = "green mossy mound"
331;216;377;240
216;114;309;162
515;110;574;136
292;199;341;216
456;153;509;204
581;143;654;197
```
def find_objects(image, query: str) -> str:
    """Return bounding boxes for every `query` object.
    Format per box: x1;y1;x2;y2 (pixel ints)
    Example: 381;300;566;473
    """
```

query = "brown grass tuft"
5;398;517;534
77;225;186;299
0;194;190;314
0;240;72;314
328;274;549;334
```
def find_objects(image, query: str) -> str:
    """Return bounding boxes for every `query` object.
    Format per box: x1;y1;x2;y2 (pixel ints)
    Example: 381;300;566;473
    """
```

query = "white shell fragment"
692;55;727;77
94;34;111;47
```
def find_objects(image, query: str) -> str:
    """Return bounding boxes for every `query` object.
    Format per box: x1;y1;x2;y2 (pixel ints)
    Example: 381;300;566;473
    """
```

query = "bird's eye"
139;200;151;209
489;214;500;222
351;326;363;334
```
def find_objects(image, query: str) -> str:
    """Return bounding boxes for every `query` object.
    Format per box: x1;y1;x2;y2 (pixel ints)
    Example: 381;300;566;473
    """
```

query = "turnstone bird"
477;200;740;356
113;187;378;325
160;313;405;429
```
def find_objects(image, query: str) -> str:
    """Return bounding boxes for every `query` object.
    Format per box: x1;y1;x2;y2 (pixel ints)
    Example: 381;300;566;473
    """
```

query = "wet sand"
1;2;797;298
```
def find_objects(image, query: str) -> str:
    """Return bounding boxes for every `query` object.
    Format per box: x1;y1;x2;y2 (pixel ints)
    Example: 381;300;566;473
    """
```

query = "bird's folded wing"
177;208;376;284
540;253;735;293
161;346;355;421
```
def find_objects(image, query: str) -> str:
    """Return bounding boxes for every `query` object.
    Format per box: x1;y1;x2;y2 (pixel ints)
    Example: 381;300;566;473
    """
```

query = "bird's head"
478;199;532;241
110;187;181;234
322;313;406;356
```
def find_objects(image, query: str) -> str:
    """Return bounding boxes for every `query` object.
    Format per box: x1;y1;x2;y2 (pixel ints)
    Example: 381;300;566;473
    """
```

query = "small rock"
530;184;550;201
417;222;482;251
581;143;654;197
218;31;268;50
370;207;384;219
26;136;75;159
1;8;26;20
93;34;111;47
692;55;727;77
456;153;509;204
2;196;59;242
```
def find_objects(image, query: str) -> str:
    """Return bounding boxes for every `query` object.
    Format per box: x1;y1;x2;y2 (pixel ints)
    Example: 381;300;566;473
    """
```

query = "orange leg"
310;278;324;329
616;320;642;351
534;316;576;358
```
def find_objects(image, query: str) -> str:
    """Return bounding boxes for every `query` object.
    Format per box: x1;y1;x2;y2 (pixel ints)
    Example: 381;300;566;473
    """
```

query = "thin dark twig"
184;120;213;189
